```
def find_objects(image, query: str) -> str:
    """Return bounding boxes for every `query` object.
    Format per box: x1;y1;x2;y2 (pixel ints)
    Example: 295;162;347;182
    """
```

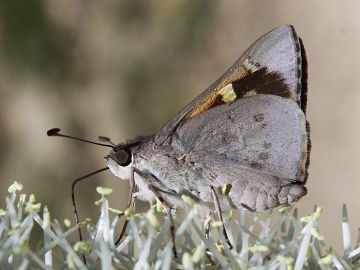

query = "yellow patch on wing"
185;69;250;119
243;89;257;97
186;83;236;119
218;84;237;102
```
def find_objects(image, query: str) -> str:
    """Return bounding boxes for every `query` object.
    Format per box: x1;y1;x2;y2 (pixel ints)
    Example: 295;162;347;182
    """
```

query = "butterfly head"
105;146;133;180
108;146;132;166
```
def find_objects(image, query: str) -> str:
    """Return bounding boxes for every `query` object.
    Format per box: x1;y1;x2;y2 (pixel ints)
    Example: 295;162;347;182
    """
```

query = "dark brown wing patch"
185;67;291;119
232;67;291;99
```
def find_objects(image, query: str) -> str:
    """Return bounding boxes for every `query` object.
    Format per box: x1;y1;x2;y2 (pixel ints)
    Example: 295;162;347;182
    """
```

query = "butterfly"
48;25;310;257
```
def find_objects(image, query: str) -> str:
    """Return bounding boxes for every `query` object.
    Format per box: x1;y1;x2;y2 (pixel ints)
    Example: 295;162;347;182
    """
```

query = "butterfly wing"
155;25;307;145
170;95;309;210
172;95;308;182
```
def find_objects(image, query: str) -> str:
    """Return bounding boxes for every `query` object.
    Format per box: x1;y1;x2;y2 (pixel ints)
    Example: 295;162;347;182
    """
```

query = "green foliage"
1;182;360;269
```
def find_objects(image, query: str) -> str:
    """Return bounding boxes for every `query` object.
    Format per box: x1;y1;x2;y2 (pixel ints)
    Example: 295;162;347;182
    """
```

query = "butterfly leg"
204;211;211;240
132;168;178;258
115;167;135;245
147;184;177;258
204;211;215;264
210;186;233;249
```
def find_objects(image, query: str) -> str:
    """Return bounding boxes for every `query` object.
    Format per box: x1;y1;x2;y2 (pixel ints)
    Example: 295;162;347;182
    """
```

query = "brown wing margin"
297;36;310;183
299;37;308;114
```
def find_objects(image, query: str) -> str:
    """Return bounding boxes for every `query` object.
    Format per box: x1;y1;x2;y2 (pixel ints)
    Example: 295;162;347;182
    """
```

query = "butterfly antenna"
47;128;114;148
98;136;116;146
71;167;109;242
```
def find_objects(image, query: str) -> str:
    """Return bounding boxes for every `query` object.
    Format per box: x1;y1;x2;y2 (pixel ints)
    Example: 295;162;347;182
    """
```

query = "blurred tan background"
0;0;359;251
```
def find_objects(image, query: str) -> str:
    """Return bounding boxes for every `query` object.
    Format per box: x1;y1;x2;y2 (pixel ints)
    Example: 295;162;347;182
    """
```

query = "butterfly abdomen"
230;181;307;212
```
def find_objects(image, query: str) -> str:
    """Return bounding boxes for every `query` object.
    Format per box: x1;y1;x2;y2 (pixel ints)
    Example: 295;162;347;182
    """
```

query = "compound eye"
114;148;131;166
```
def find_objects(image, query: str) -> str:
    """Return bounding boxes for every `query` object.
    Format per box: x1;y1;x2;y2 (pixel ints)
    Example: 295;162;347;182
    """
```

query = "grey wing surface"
170;95;308;210
155;25;306;145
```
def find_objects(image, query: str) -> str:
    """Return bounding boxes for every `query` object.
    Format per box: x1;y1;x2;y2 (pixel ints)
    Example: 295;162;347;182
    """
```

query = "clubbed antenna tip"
47;128;61;136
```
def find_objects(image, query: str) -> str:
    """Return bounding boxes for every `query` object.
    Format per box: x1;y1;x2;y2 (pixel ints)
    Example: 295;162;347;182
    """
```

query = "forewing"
155;25;307;145
171;95;308;182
